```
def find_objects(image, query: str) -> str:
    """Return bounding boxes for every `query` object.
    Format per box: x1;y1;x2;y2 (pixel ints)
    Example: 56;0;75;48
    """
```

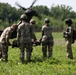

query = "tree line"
0;2;76;31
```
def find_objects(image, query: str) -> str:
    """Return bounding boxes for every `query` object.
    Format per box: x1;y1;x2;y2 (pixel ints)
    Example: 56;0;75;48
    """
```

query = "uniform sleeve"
6;30;11;45
17;26;21;41
41;26;44;37
30;25;37;41
39;26;44;42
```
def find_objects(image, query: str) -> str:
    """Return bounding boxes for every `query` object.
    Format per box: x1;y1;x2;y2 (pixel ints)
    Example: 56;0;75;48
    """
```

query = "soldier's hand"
35;40;41;46
12;40;19;48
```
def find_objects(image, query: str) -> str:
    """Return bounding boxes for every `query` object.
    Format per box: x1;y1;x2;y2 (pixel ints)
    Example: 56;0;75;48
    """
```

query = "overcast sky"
0;0;76;11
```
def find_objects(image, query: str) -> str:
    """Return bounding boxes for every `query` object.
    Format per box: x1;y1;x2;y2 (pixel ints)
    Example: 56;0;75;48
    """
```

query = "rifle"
63;29;76;43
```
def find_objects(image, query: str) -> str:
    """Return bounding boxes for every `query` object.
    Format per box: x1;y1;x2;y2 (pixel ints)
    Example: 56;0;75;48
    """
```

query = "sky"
0;0;76;11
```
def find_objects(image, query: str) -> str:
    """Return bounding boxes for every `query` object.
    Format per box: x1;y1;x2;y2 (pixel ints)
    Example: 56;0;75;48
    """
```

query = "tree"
33;5;50;15
49;4;76;20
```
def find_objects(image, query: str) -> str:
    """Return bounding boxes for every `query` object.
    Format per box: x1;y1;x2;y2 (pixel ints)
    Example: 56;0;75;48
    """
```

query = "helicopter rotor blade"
15;2;27;10
29;0;37;8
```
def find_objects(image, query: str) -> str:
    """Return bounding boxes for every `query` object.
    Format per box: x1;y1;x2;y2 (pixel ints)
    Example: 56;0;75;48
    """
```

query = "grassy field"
0;32;76;75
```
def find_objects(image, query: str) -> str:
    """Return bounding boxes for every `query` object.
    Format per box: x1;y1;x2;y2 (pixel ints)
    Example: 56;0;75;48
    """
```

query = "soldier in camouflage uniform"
30;19;37;41
0;24;18;62
40;18;54;58
17;14;37;63
63;18;73;59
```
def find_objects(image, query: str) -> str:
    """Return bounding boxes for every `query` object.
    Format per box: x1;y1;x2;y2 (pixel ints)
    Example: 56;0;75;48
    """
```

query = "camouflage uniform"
41;18;54;58
63;18;73;59
30;19;37;41
0;27;13;62
17;19;36;63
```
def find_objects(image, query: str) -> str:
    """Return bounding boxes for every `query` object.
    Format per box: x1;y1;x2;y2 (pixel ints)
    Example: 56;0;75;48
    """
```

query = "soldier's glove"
32;40;41;46
35;40;41;46
12;40;19;48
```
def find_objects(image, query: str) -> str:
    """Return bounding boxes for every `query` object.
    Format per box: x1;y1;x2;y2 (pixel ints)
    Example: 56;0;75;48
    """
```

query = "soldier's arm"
41;26;44;37
39;26;44;42
17;26;21;42
30;25;37;41
6;31;11;45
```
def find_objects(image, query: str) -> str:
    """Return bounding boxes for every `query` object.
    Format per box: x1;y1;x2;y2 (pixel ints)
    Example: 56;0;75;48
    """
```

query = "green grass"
0;32;76;75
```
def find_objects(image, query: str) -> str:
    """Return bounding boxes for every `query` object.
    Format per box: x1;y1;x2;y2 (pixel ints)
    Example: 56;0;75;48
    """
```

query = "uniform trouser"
42;42;53;58
66;41;73;59
0;51;2;58
0;43;2;58
19;42;32;63
0;43;8;61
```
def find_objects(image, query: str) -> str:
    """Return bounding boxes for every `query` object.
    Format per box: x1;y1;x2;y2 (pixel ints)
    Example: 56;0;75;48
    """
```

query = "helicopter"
15;0;41;23
0;0;41;39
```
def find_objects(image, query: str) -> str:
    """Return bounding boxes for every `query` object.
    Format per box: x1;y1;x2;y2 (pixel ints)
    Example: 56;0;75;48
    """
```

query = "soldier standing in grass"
30;19;37;42
17;14;37;63
40;18;54;58
63;18;74;59
0;24;18;62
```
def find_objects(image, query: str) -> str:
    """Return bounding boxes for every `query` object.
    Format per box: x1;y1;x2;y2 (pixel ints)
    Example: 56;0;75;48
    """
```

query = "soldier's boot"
20;57;24;64
67;49;73;59
20;53;24;63
43;51;47;58
67;53;73;59
42;45;47;58
2;53;8;62
5;55;8;62
48;49;52;58
68;55;73;59
48;51;52;58
26;52;31;62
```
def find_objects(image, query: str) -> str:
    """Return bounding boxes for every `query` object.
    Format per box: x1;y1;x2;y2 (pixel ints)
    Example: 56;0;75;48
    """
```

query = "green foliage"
49;4;76;20
0;3;76;31
0;3;20;23
0;32;76;75
33;5;50;16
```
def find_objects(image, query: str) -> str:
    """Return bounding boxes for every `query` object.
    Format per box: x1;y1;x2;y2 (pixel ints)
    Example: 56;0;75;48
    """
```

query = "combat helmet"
30;19;36;24
44;18;50;23
65;18;72;24
20;14;27;20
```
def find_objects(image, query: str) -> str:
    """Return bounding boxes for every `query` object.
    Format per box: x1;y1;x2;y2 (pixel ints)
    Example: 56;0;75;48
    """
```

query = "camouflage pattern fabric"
41;24;54;46
0;27;12;62
41;24;54;58
63;26;73;59
17;21;36;63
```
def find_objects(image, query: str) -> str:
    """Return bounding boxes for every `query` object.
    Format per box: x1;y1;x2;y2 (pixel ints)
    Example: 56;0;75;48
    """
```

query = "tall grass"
0;32;76;75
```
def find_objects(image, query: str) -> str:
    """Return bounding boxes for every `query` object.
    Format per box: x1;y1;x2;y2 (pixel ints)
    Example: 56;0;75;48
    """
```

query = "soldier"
63;18;74;59
40;18;54;58
17;14;37;63
17;8;39;25
0;24;18;62
30;19;37;41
